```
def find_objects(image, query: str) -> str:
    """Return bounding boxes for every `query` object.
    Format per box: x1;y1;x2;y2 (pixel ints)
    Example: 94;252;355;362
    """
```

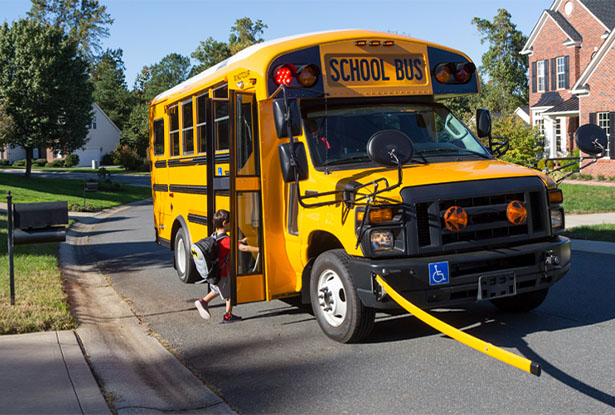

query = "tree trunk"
25;147;33;178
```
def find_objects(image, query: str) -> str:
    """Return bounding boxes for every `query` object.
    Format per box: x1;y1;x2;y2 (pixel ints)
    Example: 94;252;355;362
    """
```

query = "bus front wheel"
310;249;375;343
174;227;198;283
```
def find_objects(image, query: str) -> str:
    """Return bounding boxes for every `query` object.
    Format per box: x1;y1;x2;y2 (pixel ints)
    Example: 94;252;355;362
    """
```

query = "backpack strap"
215;232;230;272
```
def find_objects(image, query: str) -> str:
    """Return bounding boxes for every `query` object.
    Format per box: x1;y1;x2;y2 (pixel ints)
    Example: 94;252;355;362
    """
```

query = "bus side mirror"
575;124;607;156
476;109;491;138
278;142;308;182
366;130;414;166
273;98;302;138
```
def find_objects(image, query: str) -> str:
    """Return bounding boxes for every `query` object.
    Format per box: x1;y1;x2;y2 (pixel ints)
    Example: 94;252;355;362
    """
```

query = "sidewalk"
0;331;110;414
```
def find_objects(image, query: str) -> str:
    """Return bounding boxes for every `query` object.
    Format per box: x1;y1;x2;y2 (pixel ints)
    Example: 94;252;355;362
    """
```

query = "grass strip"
2;166;149;175
0;214;76;334
560;183;615;214
562;224;615;243
0;172;150;210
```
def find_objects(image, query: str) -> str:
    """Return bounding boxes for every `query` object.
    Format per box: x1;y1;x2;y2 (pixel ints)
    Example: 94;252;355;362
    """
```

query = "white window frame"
537;60;546;92
598;112;610;157
169;104;180;157
556;57;566;90
196;93;208;154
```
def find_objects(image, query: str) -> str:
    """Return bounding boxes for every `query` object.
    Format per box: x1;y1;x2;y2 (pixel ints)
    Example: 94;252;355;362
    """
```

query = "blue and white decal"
428;261;449;285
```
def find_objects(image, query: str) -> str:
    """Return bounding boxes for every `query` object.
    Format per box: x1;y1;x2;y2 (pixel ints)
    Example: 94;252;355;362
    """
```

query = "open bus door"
228;91;266;305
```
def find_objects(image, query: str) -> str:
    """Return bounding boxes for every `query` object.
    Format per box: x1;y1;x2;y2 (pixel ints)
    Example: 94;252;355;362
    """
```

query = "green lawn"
562;224;615;243
2;166;150;175
0;215;76;334
0;172;151;211
560;183;615;214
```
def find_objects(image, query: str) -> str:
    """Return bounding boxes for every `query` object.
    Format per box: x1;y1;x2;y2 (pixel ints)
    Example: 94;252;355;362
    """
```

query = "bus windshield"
304;103;491;167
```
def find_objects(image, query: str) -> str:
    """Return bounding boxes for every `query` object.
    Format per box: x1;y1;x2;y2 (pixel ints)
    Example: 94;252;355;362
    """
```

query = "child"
194;209;259;323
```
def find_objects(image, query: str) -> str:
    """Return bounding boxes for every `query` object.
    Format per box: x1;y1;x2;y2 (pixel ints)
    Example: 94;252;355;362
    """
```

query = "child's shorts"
210;277;230;300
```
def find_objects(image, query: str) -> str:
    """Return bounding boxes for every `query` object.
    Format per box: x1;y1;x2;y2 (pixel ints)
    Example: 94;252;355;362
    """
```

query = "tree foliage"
0;19;93;177
191;17;267;75
472;9;529;114
91;48;131;130
493;115;543;167
27;0;113;60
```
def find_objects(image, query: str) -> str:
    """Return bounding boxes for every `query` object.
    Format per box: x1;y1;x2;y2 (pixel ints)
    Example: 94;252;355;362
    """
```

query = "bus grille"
402;177;550;255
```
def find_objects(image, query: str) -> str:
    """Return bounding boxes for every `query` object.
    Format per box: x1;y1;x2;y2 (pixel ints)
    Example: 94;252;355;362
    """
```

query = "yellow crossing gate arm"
375;275;541;377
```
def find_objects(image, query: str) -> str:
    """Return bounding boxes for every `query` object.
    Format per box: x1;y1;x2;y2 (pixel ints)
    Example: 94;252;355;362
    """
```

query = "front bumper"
349;236;571;310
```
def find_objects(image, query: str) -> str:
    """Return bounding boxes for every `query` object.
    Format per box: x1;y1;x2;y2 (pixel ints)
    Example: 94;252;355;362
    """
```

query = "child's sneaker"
195;299;210;320
222;313;242;323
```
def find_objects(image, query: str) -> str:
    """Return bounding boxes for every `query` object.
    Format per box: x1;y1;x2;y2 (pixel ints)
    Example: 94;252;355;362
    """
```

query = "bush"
113;145;143;170
45;159;65;168
0;159;10;166
64;153;79;167
32;158;47;167
12;159;26;167
562;148;580;172
577;173;593;181
597;174;607;181
97;167;111;182
493;116;544;167
100;153;114;165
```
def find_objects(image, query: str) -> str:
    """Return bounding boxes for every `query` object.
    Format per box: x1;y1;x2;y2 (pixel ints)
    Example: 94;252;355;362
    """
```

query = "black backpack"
190;232;229;285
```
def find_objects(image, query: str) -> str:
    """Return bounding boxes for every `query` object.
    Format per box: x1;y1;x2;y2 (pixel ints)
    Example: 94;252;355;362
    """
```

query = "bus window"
236;94;259;176
182;99;194;155
196;93;208;154
153;118;164;155
169;105;179;157
237;191;261;275
214;101;229;152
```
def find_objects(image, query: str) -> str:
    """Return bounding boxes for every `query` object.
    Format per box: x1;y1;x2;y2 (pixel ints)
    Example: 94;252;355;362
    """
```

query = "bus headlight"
371;230;394;252
551;208;565;232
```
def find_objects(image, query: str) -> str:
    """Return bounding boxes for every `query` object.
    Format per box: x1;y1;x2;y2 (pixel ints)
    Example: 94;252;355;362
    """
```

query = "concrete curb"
60;202;236;414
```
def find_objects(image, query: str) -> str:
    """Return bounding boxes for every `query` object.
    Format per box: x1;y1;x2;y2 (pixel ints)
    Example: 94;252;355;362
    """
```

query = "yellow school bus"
149;29;571;343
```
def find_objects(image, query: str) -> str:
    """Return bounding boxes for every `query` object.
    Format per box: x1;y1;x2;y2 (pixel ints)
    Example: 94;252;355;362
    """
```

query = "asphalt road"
88;202;615;413
0;168;151;187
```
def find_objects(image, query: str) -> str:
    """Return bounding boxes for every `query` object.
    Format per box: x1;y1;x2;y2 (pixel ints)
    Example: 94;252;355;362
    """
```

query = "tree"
191;17;267;75
91;48;131;130
494;115;543;167
472;9;529;114
28;0;113;60
0;19;93;177
143;53;191;103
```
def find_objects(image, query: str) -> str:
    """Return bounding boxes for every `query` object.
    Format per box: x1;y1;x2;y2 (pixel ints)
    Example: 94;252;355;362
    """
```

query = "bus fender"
300;257;315;305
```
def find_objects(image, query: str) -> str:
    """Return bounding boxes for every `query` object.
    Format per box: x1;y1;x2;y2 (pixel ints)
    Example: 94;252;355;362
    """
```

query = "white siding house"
1;103;121;166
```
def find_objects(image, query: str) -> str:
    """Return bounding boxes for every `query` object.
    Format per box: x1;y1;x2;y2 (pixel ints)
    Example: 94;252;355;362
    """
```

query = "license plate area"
477;272;516;301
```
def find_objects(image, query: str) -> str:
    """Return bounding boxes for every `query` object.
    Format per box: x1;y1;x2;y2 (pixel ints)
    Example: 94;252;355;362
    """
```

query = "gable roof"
571;28;615;95
92;102;121;134
521;10;581;55
578;0;615;30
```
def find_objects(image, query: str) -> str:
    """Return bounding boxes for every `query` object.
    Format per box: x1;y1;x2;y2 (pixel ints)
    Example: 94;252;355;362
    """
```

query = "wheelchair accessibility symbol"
428;261;449;286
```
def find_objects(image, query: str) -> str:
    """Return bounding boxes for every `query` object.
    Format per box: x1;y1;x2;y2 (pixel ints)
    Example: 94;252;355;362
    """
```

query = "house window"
537;60;546;92
554;118;565;154
169;105;180;157
556;57;566;90
182;99;194;155
598;112;610;156
92;115;97;129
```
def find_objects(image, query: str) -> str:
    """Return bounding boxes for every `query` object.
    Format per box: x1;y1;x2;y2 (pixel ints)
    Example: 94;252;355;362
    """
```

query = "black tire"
490;288;549;312
174;227;198;283
310;249;375;343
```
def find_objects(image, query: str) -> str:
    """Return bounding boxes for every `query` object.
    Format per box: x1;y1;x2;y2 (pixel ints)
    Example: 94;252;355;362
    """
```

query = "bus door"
229;91;265;305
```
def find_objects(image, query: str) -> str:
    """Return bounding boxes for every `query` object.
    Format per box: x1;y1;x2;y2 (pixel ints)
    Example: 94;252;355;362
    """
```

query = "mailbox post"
5;191;68;305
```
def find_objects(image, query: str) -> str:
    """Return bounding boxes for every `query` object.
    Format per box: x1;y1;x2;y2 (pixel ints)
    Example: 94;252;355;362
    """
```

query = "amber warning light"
444;206;468;232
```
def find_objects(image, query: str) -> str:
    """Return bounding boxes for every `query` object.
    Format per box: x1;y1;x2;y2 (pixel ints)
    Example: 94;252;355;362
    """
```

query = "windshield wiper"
417;148;491;159
322;155;371;166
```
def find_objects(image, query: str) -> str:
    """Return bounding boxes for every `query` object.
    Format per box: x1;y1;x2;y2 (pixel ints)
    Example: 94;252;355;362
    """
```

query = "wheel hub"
317;270;347;327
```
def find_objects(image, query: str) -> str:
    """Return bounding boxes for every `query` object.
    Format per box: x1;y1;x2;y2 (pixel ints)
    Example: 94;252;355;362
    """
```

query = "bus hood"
320;160;551;203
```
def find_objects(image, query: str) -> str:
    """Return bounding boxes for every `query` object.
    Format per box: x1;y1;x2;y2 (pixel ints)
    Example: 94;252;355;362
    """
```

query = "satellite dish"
574;124;607;156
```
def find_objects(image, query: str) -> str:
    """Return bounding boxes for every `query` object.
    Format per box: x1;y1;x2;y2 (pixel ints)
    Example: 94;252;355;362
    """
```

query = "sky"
1;0;552;87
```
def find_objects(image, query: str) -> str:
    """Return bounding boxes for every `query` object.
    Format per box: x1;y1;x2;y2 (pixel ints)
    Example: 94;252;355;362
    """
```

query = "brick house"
521;0;615;177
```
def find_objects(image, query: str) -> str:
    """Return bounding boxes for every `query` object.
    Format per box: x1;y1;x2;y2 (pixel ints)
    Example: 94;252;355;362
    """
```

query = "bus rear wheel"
310;249;375;343
174;227;198;283
490;288;549;312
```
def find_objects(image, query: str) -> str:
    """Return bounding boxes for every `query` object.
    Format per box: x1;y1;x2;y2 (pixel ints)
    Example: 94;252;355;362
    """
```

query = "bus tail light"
297;64;320;87
454;63;475;83
434;64;453;84
273;64;296;85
